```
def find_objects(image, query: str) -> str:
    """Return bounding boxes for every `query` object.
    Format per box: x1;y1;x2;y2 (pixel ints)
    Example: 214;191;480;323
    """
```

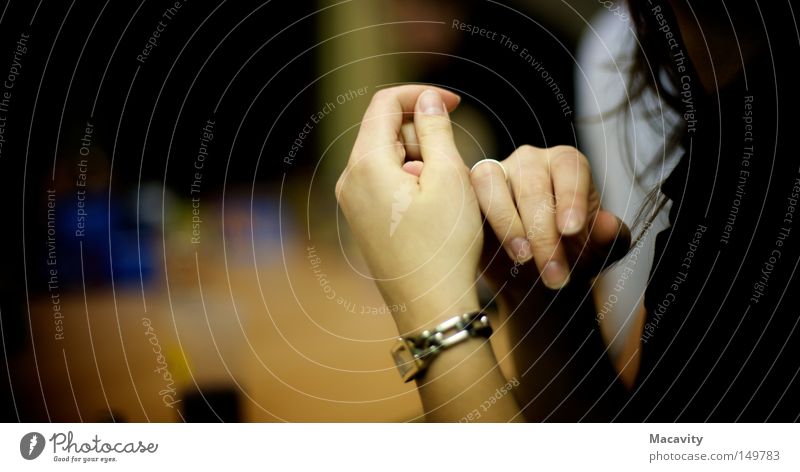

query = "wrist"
392;291;481;336
391;310;492;383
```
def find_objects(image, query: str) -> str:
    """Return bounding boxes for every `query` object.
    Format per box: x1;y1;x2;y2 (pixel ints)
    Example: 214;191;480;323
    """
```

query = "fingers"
564;210;631;276
548;146;592;236
470;160;531;263
589;210;632;266
507;146;571;289
413;89;466;189
350;85;460;169
402;160;424;177
400;121;424;176
400;122;422;161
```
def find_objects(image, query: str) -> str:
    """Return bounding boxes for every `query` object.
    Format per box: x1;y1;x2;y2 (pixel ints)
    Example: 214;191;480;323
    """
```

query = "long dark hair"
623;0;767;237
624;0;689;237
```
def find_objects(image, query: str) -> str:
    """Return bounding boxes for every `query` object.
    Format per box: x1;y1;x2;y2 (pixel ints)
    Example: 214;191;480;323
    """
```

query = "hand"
336;86;483;334
470;146;630;295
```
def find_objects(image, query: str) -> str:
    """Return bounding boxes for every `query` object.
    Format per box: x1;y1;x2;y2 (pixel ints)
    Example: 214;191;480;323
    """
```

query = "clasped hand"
336;86;630;335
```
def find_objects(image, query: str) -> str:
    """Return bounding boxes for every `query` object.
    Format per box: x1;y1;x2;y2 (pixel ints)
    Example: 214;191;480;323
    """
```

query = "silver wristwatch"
390;311;492;382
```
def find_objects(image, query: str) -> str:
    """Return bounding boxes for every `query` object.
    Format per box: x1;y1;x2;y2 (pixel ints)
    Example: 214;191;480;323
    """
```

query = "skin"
337;86;521;421
337;2;744;421
337;85;627;421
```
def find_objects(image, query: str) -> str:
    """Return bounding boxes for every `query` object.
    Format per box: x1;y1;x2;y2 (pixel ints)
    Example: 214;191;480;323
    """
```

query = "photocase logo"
20;432;45;460
390;180;414;237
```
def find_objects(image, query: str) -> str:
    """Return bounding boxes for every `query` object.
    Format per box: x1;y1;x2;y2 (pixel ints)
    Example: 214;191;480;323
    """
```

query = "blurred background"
0;0;605;422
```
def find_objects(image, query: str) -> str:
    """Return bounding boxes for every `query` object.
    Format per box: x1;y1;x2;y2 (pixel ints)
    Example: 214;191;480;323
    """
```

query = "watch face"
391;340;422;382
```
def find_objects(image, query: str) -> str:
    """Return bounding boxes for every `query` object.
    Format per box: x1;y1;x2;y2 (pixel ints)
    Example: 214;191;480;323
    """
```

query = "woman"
336;0;799;421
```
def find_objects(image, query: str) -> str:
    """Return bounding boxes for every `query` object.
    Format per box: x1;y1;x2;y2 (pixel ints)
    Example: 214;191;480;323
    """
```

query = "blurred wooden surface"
12;202;422;422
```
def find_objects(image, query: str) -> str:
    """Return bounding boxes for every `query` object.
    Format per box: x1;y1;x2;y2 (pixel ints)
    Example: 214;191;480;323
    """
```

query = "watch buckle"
391;338;422;383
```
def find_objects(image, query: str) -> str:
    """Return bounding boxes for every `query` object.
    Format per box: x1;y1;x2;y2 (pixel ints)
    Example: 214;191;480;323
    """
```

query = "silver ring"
470;158;507;181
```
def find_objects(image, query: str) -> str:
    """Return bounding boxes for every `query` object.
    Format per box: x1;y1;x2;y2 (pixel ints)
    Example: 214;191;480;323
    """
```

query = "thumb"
590;210;632;266
413;89;465;188
567;210;631;277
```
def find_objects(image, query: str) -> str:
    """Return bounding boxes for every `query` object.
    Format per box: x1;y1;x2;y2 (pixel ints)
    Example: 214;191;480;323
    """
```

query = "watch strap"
391;311;492;382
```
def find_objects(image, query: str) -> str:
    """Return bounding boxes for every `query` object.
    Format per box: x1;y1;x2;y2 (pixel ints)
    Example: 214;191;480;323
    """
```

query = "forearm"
417;337;523;422
395;299;522;422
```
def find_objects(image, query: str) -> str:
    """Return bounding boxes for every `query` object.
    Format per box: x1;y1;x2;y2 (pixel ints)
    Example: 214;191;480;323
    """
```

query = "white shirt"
575;9;680;362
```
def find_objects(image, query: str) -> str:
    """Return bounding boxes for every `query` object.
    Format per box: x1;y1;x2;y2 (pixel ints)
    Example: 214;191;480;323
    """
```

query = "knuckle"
514;187;536;206
556;144;575;151
550;152;592;186
554;154;580;169
370;88;393;104
530;232;560;255
549;145;578;156
513;144;539;161
470;162;499;186
521;200;557;236
549;145;588;167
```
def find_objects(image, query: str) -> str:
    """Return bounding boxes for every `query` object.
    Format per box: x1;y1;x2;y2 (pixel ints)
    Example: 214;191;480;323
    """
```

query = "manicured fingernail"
509;237;532;262
419;89;446;115
562;210;583;235
542;261;570;289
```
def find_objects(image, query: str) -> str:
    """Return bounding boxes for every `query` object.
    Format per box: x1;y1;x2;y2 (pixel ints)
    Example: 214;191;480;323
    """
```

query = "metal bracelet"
391;311;492;382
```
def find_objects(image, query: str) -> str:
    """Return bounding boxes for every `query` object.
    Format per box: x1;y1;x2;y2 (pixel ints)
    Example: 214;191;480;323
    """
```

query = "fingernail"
509;237;532;262
542;261;570;289
419;90;446;115
562;210;583;235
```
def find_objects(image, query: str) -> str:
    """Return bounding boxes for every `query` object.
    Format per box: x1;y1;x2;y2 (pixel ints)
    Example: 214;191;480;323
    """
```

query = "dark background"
0;0;585;421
